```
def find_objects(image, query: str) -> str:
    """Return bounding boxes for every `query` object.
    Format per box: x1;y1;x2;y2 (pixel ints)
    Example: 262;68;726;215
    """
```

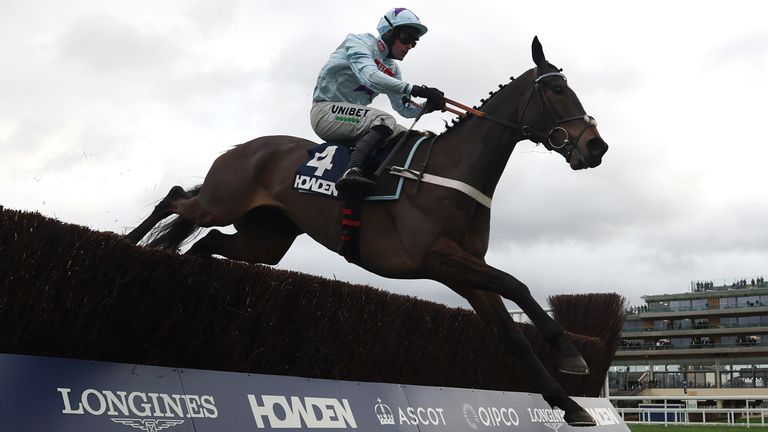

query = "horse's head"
521;36;608;170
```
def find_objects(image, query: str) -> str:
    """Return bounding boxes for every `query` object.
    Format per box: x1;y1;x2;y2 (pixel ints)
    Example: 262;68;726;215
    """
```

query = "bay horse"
127;37;608;426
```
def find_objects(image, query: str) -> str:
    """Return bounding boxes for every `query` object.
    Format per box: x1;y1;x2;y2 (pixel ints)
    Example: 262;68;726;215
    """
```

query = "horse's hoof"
558;355;590;375
564;408;597;427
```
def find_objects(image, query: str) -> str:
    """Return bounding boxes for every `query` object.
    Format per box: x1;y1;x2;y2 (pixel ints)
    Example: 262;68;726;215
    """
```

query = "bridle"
448;67;597;156
524;68;597;152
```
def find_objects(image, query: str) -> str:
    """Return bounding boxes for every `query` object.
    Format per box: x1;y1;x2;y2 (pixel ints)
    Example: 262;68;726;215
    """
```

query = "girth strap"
388;166;492;208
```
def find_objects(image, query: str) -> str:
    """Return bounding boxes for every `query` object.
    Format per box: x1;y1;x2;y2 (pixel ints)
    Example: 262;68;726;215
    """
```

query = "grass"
629;424;768;432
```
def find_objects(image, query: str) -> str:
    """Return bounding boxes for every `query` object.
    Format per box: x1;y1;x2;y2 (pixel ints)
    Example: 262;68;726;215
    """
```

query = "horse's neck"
439;71;533;197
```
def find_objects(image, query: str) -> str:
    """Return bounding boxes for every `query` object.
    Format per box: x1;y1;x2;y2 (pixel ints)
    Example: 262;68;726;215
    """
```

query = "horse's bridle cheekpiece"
529;68;597;154
445;68;597;158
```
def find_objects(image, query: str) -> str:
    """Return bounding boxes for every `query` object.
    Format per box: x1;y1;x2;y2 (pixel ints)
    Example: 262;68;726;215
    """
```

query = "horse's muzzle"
570;134;608;170
586;136;608;168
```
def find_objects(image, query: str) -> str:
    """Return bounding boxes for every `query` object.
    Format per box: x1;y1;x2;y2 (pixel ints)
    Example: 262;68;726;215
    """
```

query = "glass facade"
609;363;768;391
721;315;768;328
614;284;768;394
720;295;768;309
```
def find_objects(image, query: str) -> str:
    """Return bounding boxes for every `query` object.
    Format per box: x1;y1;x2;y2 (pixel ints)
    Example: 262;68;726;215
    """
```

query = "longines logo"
527;407;565;431
111;418;184;431
58;388;218;431
462;403;519;429
527;406;621;429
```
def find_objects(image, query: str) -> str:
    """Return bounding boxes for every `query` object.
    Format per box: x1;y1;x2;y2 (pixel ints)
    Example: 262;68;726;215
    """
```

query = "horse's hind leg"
187;206;302;265
126;186;190;244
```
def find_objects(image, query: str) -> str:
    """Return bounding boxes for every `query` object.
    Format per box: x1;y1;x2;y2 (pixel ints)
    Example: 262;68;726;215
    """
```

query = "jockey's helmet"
376;8;428;38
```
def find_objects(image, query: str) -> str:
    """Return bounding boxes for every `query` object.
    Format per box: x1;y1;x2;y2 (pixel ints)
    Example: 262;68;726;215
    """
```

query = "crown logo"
374;398;395;425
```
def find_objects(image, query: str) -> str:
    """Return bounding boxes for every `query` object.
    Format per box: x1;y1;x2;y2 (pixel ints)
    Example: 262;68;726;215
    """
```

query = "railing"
617;341;768;351
623;322;768;333
609;395;768;428
626;302;768;315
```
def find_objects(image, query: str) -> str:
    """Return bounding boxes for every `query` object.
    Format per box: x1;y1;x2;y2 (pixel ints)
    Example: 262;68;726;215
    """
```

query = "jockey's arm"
387;92;422;118
344;35;421;118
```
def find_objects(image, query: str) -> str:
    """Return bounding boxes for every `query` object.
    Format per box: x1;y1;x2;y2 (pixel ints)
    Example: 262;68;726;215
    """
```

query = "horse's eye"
553;85;564;95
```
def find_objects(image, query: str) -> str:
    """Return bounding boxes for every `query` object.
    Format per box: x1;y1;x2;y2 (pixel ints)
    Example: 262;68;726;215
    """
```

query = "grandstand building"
610;275;768;405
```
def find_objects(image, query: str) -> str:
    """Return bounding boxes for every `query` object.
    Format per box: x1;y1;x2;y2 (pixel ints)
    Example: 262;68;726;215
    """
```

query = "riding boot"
336;126;390;195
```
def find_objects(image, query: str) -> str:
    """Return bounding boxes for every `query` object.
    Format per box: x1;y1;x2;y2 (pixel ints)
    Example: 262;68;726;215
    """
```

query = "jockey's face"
390;30;418;61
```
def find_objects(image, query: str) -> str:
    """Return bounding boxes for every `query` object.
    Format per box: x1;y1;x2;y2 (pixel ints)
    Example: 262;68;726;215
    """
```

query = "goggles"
396;31;419;47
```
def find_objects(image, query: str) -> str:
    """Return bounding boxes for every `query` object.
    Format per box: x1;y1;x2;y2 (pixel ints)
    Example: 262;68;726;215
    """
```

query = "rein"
383;69;599;207
443;69;597;153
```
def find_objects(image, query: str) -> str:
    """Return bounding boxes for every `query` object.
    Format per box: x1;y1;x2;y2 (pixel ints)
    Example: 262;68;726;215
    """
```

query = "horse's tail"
146;185;204;250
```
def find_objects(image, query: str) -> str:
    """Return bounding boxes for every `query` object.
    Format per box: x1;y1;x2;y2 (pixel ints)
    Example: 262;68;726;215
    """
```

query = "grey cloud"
58;14;181;74
4;2;768;314
489;158;699;248
185;0;243;34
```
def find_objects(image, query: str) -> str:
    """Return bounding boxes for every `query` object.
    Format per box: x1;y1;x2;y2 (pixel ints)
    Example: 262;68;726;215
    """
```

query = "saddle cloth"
293;133;429;200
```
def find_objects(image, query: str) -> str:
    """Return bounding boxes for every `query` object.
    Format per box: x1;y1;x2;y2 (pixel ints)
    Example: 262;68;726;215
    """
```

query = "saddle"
293;131;432;201
294;131;434;262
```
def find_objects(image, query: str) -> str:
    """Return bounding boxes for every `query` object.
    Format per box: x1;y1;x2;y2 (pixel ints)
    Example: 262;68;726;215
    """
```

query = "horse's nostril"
588;138;608;156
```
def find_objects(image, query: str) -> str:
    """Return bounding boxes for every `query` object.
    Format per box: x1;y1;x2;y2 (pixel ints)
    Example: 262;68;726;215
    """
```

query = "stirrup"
339;167;364;180
336;168;376;195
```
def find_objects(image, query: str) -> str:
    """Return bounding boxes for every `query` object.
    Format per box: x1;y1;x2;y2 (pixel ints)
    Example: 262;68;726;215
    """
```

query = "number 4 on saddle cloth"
293;132;433;262
294;133;431;201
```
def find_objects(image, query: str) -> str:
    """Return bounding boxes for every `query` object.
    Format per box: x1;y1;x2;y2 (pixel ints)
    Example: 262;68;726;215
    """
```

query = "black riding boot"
336;126;390;195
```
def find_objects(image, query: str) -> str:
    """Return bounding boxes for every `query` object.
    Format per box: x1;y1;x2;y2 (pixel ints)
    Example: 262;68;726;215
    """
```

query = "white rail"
609;395;768;428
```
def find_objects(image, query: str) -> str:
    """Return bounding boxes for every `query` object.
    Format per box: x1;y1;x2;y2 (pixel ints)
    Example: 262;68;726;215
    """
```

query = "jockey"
310;7;445;194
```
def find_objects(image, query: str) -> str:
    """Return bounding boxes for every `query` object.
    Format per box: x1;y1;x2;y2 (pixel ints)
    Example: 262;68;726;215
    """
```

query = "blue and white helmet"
376;8;428;38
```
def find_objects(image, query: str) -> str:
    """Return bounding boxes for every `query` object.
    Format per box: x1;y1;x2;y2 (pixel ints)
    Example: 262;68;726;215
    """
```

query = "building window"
739;296;761;308
740;316;762;327
622;320;644;332
694;318;709;329
671;300;692;311
724;335;762;346
670;337;692;348
620;339;643;350
691;336;712;348
674;319;692;330
692;298;708;310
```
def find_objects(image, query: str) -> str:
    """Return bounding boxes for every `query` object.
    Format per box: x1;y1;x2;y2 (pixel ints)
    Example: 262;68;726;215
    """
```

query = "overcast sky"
2;1;767;311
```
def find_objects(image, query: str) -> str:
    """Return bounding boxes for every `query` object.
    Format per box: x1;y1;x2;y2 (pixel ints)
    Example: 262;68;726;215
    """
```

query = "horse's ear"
532;36;546;67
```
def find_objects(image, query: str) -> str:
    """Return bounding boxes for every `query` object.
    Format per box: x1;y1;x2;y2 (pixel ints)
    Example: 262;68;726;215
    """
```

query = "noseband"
474;68;597;155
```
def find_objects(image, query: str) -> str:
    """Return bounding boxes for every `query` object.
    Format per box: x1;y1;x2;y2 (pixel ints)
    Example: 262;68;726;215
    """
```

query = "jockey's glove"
410;85;446;113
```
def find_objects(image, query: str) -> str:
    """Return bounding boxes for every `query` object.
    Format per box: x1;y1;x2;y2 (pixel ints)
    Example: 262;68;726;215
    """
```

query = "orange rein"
408;97;484;118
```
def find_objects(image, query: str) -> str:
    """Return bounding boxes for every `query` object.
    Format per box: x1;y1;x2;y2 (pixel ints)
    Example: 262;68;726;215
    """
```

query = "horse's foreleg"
126;186;190;244
426;240;595;426
450;287;594;426
429;240;588;374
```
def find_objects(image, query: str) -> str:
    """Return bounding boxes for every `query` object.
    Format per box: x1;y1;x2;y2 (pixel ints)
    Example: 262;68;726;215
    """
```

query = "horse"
127;36;609;426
